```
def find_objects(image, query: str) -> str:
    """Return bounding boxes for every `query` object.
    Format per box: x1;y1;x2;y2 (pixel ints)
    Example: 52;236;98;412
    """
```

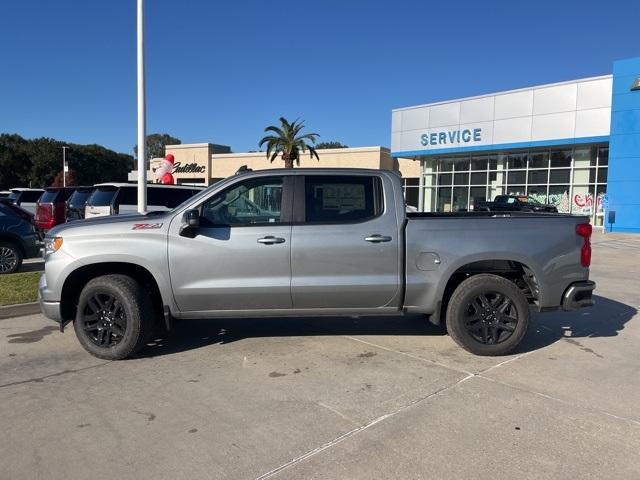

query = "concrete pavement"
1;232;638;479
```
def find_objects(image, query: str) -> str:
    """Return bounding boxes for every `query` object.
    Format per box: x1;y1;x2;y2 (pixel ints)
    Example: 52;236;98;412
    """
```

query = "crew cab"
39;168;595;359
477;195;558;213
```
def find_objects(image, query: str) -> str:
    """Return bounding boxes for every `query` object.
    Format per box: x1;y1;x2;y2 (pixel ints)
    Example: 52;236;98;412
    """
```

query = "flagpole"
136;0;147;213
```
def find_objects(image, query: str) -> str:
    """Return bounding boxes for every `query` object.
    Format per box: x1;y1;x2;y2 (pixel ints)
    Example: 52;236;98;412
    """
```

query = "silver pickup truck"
39;168;595;360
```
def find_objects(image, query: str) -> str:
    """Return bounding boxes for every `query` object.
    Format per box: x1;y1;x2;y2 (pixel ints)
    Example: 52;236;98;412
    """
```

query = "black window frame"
294;174;384;225
198;175;293;227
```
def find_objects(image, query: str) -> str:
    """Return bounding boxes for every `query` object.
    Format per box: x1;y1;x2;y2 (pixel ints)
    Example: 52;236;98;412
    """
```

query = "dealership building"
391;56;640;232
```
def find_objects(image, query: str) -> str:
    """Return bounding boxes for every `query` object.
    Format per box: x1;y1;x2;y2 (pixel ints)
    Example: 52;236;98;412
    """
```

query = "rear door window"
39;190;60;203
88;187;118;206
115;187;136;206
68;189;93;208
304;175;382;223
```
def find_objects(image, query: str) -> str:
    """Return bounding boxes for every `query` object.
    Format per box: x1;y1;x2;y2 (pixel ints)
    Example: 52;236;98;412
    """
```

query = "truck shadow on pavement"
514;295;636;354
137;295;635;359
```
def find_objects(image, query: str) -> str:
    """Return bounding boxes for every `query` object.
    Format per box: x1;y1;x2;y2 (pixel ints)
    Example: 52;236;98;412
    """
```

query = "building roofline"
392;74;613;112
165;143;230;149
211;146;389;158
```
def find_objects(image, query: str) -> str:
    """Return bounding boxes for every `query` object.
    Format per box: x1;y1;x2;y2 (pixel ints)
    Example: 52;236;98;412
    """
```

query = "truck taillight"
576;223;592;267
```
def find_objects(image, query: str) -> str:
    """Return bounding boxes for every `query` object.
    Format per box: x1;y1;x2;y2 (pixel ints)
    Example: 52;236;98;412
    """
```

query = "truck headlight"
44;236;63;256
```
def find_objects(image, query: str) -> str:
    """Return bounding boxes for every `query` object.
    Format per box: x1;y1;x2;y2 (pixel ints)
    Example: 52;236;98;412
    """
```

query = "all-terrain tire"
446;274;529;356
74;274;153;360
0;241;23;274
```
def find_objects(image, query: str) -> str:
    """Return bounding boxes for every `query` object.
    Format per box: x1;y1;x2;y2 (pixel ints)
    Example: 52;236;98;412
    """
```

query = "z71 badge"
132;223;163;230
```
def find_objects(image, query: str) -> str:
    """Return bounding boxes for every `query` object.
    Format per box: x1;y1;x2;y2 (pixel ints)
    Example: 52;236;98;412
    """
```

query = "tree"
259;117;319;168
133;133;181;161
315;141;348;149
52;169;77;187
0;134;133;189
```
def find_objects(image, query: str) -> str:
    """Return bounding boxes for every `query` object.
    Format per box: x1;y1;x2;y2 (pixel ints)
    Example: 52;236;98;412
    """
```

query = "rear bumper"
561;280;596;311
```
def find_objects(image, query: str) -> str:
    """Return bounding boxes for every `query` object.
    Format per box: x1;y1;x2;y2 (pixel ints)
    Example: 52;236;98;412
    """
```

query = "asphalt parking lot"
1;232;639;480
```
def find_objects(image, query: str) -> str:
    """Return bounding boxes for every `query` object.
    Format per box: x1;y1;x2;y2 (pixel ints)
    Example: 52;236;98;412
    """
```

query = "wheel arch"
429;257;539;325
0;232;26;257
60;262;165;322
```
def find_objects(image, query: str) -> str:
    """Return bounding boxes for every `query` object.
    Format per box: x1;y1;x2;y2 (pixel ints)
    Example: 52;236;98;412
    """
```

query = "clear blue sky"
1;0;638;155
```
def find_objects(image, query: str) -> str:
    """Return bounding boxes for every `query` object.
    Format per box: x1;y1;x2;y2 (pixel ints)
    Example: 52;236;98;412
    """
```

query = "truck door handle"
257;236;286;245
365;234;392;243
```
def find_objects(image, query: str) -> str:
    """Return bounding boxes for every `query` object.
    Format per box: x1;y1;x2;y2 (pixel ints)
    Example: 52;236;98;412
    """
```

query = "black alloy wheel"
81;293;127;347
463;291;518;345
0;242;22;274
446;274;530;356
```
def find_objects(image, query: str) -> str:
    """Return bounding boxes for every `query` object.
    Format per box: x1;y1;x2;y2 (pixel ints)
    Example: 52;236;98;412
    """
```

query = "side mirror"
179;209;200;238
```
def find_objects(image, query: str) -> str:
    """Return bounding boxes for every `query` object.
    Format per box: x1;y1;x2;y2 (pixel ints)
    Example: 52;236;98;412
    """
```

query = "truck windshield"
88;187;117;206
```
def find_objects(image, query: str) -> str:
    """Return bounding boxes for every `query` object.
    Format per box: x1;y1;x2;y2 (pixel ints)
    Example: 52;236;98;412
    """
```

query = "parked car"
477;195;558;213
39;168;595;360
0;190;11;198
65;186;94;222
0;199;41;274
6;188;44;214
35;187;77;232
84;183;204;218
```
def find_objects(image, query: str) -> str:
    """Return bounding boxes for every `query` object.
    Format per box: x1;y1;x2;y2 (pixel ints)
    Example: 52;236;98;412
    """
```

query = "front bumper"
38;274;62;323
561;280;596;311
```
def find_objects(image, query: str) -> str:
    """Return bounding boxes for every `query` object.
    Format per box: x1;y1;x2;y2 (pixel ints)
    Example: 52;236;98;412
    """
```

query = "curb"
0;302;40;320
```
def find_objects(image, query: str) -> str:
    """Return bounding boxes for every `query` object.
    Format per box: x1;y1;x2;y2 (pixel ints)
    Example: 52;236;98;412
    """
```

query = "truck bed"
407;211;575;219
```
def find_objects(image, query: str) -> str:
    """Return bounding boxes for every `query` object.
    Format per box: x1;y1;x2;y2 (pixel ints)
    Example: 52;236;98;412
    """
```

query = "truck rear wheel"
446;274;529;356
73;274;152;360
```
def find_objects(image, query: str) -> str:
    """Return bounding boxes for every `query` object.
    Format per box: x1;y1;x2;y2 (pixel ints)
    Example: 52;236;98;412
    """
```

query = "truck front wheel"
446;274;529;356
73;274;152;360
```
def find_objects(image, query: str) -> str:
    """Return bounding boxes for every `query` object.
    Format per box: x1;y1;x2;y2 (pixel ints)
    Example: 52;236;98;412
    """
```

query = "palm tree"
259;117;320;168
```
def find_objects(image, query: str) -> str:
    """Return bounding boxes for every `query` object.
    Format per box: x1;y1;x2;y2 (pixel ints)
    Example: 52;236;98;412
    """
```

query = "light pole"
62;146;70;187
136;0;147;213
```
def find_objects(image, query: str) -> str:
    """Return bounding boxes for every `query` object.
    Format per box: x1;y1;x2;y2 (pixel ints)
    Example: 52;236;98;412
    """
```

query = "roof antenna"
235;165;252;175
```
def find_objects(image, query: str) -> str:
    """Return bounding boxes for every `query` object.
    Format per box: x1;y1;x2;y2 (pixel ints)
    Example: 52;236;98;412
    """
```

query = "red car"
35;187;76;231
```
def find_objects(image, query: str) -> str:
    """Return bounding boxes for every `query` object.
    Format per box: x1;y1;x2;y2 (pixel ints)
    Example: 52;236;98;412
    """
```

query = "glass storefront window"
508;153;527;169
419;144;607;226
573;147;597;168
437;188;452;212
598;167;607;183
469;187;487;211
572;168;592;184
439;173;452;185
550;150;572;168
455;158;470;171
454;172;469;185
405;188;419;208
549;169;571;183
470;172;487;185
528;169;548;184
529;152;549;169
471;156;488;170
452;187;468;211
548;185;571;213
527;186;547;203
598;147;609;166
508;170;526;185
439;158;455;172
